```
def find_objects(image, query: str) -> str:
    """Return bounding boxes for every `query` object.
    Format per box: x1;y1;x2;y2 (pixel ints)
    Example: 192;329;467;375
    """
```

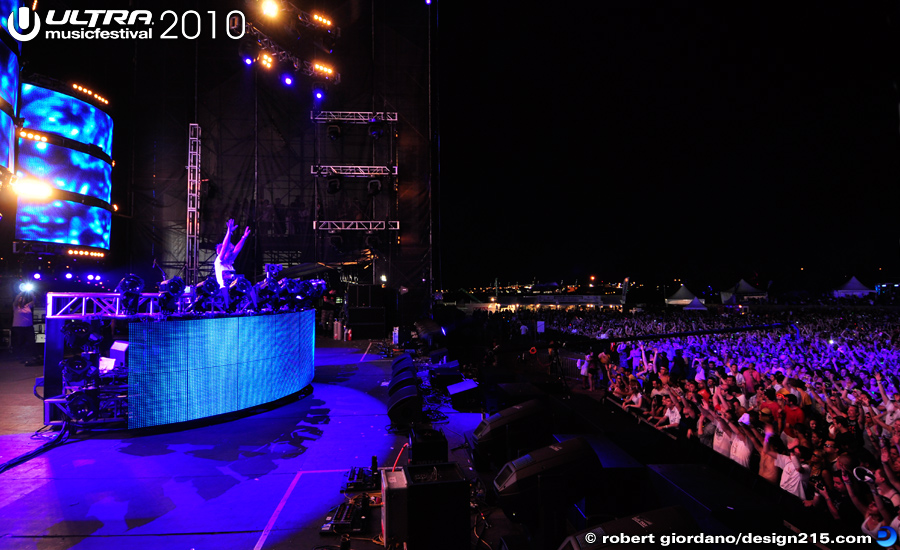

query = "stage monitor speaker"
556;506;698;550
472;398;545;445
392;353;413;372
429;366;463;391
388;371;420;396
493;436;601;498
381;464;469;550
408;427;448;465
387;386;422;426
447;379;482;412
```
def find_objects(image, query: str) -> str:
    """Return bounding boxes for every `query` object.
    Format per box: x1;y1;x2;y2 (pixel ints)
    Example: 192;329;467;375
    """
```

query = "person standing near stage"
215;219;251;288
11;291;35;360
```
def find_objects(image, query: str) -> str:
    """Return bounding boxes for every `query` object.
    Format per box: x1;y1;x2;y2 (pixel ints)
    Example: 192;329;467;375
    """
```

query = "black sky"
439;5;900;291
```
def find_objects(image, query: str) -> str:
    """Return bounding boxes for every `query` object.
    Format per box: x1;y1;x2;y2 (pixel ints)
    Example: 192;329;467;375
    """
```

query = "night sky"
439;5;900;292
8;2;900;297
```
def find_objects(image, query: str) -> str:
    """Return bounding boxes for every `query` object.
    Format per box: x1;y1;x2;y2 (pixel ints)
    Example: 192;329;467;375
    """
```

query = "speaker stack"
387;354;422;426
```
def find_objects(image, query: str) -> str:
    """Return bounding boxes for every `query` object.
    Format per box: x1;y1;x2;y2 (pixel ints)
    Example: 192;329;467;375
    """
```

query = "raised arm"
233;226;251;257
220;219;236;253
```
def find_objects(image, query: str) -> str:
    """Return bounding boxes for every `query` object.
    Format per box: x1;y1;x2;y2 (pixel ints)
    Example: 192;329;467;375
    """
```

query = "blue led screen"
17;138;112;202
0;0;18;37
0;110;10;169
127;310;316;429
15;199;111;248
0;41;16;109
20;83;113;157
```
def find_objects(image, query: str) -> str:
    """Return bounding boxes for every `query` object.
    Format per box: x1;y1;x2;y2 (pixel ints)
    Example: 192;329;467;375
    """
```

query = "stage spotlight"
115;273;145;315
253;278;282;311
367;119;385;140
326;176;341;194
189;275;221;312
367;179;382;196
33;273;41;280
228;274;255;312
158;276;185;313
282;73;294;86
260;52;275;70
65;273;73;279
61;320;92;349
60;356;93;384
19;282;34;292
238;40;256;65
67;390;100;422
326;123;341;141
261;0;280;17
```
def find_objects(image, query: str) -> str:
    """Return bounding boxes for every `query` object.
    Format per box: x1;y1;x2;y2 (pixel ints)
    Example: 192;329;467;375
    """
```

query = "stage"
0;337;490;550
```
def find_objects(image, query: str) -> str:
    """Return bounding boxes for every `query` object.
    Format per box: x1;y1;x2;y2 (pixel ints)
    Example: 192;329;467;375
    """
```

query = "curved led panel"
0;110;10;170
0;0;17;37
0;41;16;110
127;310;316;429
17;138;112;202
15;199;111;248
20;83;113;157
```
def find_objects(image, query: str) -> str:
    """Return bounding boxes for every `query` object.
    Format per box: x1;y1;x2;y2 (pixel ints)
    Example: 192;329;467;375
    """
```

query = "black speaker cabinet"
429;366;463;391
387;386;422;426
388;371;419;396
447;379;482;412
406;463;470;550
556;506;698;550
408;427;448;465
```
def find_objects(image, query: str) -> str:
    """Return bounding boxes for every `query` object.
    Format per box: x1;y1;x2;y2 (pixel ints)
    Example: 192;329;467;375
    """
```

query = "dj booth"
42;292;316;429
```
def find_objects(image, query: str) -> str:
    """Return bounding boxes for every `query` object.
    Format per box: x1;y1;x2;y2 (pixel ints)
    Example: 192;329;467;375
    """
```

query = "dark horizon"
438;4;900;292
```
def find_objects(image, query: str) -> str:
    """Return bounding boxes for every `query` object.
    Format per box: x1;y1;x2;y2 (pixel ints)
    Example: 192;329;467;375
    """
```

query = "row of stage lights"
71;83;109;105
113;270;328;316
67;249;106;258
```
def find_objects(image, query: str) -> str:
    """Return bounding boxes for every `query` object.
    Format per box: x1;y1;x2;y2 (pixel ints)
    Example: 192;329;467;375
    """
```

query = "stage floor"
0;338;498;550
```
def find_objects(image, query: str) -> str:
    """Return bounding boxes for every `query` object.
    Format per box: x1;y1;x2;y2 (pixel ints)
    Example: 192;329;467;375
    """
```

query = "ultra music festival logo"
7;6;245;41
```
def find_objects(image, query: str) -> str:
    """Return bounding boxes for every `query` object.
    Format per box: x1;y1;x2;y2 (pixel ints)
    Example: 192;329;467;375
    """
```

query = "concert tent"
833;276;875;298
665;285;702;306
683;296;708;310
720;279;767;304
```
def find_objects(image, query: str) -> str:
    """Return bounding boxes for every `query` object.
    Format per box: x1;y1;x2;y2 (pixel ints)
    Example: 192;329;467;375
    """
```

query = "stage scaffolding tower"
186;123;202;286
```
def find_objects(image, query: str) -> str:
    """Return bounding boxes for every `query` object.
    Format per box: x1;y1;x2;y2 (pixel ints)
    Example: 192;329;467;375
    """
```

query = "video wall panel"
15;199;112;248
17;138;112;202
0;40;16;110
127;310;316;429
20;83;113;157
15;82;114;249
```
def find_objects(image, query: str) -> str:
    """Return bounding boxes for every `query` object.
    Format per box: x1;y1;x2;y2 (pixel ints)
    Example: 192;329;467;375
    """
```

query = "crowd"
549;307;900;539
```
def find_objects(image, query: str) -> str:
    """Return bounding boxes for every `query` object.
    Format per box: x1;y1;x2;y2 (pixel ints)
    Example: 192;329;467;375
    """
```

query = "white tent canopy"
666;285;704;306
721;279;767;304
683;296;708;310
833;276;875;298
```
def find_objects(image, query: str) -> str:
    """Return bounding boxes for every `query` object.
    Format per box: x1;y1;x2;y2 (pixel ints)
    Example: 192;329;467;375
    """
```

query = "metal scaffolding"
186;123;201;285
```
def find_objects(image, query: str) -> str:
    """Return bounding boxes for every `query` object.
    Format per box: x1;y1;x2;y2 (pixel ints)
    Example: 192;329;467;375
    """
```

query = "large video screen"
127;310;316;429
0;41;16;110
20;83;113;157
17;138;112;202
0;0;18;38
15;199;111;248
0;110;10;170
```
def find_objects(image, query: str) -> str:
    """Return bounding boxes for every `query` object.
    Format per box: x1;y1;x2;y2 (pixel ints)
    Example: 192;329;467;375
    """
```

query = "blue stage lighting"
283;74;294;86
243;56;253;65
33;273;41;280
65;273;73;279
